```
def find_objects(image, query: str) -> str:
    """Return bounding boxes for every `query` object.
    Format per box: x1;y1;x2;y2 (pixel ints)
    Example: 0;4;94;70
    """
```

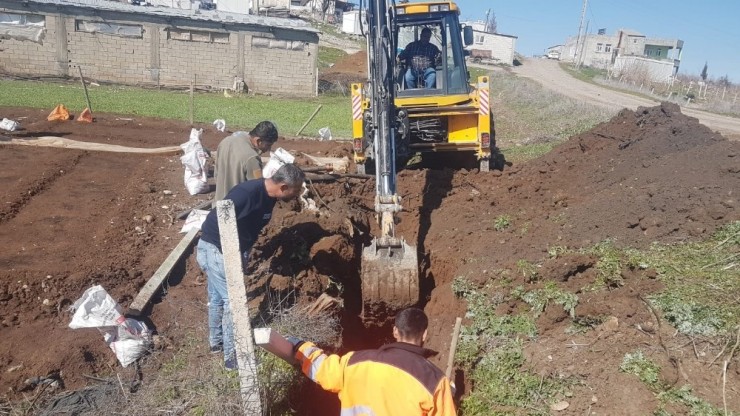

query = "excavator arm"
359;0;419;324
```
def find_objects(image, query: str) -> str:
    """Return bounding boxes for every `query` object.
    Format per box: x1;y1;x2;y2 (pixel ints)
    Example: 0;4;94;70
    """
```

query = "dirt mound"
319;51;368;93
323;50;368;77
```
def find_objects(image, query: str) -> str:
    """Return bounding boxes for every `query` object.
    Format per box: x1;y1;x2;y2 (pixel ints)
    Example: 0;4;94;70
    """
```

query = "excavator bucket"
360;239;419;325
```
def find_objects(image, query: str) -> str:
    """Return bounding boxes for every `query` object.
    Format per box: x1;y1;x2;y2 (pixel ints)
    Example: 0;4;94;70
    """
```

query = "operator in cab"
398;27;440;89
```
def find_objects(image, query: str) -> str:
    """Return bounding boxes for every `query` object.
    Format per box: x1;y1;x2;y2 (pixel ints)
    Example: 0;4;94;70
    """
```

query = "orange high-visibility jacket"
294;341;456;416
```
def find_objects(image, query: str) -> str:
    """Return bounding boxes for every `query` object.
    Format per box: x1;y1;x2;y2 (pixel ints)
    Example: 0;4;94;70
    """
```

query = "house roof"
471;29;518;39
11;0;319;33
618;29;644;37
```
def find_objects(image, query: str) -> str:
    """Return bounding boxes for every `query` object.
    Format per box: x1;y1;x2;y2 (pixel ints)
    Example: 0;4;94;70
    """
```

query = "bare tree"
700;62;708;81
484;9;497;33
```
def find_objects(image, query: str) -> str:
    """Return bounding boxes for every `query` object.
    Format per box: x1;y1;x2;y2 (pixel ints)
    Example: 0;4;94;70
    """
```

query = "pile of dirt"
319;51;368;93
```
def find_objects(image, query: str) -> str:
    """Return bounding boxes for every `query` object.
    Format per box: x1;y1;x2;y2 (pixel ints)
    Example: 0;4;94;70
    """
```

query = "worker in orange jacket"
288;307;456;416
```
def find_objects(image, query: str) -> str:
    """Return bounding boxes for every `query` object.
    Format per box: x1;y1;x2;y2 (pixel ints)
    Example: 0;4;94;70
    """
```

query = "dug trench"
0;102;738;414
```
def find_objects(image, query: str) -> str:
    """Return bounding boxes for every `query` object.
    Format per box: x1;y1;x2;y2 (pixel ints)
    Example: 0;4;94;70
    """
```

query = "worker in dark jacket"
288;307;456;416
197;163;305;369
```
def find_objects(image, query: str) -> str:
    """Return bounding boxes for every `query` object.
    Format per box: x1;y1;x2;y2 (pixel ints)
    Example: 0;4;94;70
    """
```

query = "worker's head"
420;27;433;43
266;163;305;201
250;121;279;154
393;307;428;346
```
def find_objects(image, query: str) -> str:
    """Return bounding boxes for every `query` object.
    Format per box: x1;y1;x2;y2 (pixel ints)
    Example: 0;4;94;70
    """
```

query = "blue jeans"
405;67;436;89
196;239;251;363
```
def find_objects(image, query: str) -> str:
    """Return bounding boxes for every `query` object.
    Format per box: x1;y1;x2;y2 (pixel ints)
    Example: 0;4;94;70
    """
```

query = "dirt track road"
512;58;740;139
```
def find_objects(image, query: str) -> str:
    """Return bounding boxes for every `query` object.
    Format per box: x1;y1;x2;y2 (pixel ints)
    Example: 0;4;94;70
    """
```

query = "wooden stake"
189;75;195;125
216;200;262;414
445;317;463;379
78;66;93;113
295;104;323;136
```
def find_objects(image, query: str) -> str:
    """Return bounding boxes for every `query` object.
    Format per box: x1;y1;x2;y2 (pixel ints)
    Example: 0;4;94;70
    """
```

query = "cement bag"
180;128;209;195
68;285;125;329
103;318;153;368
262;147;295;179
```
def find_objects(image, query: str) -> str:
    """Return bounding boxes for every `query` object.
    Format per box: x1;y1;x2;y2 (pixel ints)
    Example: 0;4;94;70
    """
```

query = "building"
463;22;517;66
562;29;683;82
0;0;319;96
341;9;362;35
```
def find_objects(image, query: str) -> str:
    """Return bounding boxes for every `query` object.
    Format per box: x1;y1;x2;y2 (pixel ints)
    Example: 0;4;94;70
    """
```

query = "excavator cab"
395;18;470;95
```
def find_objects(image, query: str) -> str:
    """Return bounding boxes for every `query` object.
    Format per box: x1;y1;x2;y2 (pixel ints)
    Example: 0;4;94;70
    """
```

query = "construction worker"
399;27;440;89
197;164;305;369
287;307;456;415
213;120;278;201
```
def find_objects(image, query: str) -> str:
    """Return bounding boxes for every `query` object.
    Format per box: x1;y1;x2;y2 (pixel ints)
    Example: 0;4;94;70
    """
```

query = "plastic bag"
213;119;226;132
318;127;332;141
180;128;210;195
103;318;152;367
0;118;19;131
68;285;125;329
262;147;295;179
68;285;152;367
180;209;210;233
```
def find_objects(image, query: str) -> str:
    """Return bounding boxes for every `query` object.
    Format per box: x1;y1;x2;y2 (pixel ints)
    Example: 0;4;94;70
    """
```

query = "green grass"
0;80;353;138
487;70;613;159
493;214;511;231
620;351;730;415
453;277;563;415
318;46;348;70
637;222;740;336
514;281;579;318
559;63;607;83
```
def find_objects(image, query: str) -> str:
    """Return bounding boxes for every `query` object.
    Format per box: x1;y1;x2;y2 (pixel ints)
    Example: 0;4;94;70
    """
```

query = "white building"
562;29;683;82
465;28;517;65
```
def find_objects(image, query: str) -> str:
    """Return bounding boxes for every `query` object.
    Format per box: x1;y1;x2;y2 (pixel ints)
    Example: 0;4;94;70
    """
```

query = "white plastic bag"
0;118;19;132
180;128;210;195
318;127;332;141
262;147;295;179
180;209;210;233
103;318;152;367
69;285;125;329
213;119;226;132
69;285;152;367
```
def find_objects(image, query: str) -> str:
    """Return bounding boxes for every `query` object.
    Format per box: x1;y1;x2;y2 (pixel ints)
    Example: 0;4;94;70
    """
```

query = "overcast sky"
453;0;740;82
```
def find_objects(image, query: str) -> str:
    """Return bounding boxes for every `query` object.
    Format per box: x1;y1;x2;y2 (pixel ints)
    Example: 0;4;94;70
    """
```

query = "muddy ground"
0;102;738;415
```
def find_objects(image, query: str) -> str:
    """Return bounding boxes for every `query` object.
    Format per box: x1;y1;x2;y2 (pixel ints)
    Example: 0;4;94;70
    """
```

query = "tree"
700;61;708;81
484;9;497;33
717;74;732;88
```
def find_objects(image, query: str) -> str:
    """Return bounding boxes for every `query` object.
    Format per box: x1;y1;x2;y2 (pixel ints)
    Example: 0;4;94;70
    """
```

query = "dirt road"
512;58;740;139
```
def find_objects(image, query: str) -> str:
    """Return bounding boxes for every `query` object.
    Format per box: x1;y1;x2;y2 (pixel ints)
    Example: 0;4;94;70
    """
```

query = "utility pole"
574;0;588;62
484;8;491;32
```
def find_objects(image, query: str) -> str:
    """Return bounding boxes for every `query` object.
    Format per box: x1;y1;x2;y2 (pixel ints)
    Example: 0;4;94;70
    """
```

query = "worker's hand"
285;336;303;347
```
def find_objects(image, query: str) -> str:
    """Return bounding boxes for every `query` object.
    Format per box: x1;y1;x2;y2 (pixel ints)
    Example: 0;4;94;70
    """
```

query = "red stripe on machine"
480;90;489;116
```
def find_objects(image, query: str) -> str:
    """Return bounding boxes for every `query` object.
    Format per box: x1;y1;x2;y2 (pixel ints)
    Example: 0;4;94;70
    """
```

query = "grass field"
0;66;612;159
0;80;353;138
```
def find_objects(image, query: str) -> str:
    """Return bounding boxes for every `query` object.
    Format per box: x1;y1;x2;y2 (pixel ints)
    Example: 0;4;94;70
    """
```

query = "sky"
453;0;740;82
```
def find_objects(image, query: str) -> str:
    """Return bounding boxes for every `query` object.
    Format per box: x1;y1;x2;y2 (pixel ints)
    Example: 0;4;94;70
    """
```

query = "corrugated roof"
18;0;319;33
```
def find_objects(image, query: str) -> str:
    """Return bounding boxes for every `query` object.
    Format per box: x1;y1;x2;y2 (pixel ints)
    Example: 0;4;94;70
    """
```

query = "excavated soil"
0;102;738;414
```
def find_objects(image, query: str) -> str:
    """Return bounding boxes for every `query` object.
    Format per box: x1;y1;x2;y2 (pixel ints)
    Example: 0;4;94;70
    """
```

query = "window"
0;12;46;42
168;28;229;44
76;20;142;38
596;43;603;52
475;34;484;44
605;44;611;52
